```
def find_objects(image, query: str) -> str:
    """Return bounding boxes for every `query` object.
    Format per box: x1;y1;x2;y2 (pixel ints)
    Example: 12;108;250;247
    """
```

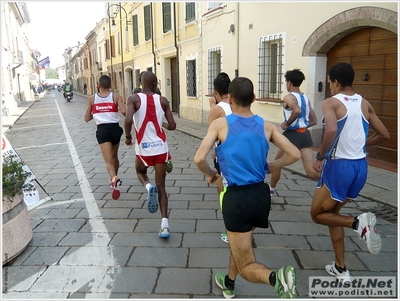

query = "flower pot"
2;194;33;265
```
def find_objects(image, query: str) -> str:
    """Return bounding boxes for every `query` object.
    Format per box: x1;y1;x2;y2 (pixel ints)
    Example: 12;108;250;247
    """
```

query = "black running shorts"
221;182;271;232
283;129;313;149
96;123;123;145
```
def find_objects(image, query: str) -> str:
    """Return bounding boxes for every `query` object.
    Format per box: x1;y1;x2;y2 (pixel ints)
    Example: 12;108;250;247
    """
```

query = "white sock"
270;186;275;191
161;218;169;229
145;183;152;192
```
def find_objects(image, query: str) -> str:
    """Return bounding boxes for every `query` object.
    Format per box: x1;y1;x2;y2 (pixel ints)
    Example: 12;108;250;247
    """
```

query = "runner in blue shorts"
310;62;390;284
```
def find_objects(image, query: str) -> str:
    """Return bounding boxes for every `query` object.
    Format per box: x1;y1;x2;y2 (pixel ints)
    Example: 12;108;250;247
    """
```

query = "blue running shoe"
148;185;158;213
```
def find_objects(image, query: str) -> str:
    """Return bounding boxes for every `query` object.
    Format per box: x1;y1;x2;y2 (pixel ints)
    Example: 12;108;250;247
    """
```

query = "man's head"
213;72;230;96
141;71;157;91
328;62;354;87
99;75;111;89
284;69;305;87
228;77;254;107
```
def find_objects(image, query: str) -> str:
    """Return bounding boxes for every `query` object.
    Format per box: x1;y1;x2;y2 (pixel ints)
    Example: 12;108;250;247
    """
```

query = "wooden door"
326;27;397;164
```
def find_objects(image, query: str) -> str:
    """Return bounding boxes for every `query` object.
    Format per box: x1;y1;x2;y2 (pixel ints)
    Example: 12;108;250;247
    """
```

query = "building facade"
36;2;400;164
1;2;39;113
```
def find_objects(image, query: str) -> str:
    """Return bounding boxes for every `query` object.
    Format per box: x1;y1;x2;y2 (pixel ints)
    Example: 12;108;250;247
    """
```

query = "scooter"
64;91;73;102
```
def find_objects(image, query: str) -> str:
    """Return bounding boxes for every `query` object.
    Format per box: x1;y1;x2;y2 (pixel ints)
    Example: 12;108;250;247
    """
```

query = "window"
186;59;197;97
144;5;152;41
208;2;223;10
135;69;141;87
208;47;222;94
132;15;139;46
110;35;116;58
258;33;284;100
105;40;110;59
162;3;171;33
185;2;195;23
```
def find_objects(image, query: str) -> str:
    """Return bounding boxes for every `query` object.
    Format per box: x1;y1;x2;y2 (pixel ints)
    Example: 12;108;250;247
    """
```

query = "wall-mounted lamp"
228;24;235;34
111;19;117;30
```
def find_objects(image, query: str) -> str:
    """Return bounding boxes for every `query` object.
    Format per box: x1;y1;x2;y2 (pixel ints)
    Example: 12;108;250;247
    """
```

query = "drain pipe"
235;2;239;78
173;2;180;115
151;3;156;74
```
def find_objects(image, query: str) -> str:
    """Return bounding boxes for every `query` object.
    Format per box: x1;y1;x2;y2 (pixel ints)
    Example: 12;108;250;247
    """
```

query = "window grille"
258;34;284;100
144;5;151;41
185;2;195;23
207;47;222;94
186;59;197;97
162;3;171;33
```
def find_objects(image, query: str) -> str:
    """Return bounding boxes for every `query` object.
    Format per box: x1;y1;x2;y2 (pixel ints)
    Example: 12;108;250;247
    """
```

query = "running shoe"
274;265;297;298
355;212;381;255
110;177;121;200
270;188;276;198
325;262;351;284
221;232;229;244
215;272;235;299
148;185;158;213
158;227;170;238
166;160;173;173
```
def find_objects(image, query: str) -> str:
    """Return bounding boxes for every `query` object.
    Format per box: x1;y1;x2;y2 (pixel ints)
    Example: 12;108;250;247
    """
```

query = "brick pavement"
2;92;397;299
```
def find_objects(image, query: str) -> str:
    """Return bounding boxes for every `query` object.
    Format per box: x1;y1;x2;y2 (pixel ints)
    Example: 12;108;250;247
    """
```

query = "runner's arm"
84;96;94;122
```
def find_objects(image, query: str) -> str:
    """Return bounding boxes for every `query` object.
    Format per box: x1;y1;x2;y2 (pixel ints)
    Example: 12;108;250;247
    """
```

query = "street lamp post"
107;3;130;101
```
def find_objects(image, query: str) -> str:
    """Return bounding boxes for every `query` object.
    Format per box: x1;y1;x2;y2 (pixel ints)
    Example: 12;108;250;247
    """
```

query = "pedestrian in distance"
310;62;390;284
270;69;319;197
194;77;301;299
124;71;176;238
83;83;87;94
208;72;232;244
84;74;126;200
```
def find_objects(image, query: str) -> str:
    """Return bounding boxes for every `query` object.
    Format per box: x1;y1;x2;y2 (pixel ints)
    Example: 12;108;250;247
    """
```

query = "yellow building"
103;2;397;164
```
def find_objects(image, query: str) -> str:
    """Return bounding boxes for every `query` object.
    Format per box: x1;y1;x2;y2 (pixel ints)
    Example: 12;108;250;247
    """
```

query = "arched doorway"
326;27;397;164
302;7;398;166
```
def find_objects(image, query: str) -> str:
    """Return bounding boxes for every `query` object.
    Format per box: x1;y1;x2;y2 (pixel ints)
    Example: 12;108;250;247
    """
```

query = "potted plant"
2;154;34;265
34;92;40;101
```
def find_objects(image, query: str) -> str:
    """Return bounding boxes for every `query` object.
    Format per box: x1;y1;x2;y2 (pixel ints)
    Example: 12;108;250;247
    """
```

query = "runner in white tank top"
84;75;126;200
124;71;176;238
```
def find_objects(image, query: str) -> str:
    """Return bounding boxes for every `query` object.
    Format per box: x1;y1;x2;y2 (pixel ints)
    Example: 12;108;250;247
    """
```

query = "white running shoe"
325;262;351;284
355;212;382;255
158;227;170;238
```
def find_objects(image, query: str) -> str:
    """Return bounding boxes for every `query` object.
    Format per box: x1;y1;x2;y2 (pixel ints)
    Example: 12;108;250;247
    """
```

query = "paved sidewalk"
2;92;397;299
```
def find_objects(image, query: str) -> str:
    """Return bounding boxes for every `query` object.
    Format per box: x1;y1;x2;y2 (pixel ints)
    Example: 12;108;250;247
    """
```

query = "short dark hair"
328;62;354;87
284;69;305;87
213;72;231;95
228;77;254;107
99;75;111;89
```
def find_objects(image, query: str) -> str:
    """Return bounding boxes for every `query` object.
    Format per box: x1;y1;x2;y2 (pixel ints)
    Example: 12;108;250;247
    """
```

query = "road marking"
10;123;62;131
15;142;67;150
53;99;119;294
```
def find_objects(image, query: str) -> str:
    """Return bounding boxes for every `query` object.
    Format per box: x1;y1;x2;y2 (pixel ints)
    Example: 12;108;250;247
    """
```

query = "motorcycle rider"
63;82;73;99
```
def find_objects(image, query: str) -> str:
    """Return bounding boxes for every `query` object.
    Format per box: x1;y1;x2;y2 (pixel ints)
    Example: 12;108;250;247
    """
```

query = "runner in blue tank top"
195;77;301;298
310;62;390;284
